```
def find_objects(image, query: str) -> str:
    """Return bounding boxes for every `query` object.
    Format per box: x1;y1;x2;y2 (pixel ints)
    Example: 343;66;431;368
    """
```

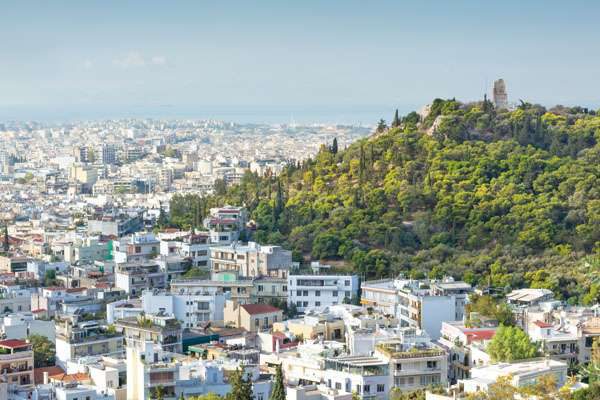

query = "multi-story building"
127;341;272;400
210;241;291;279
55;319;124;370
323;355;390;400
100;144;117;165
63;236;110;264
69;164;98;192
113;233;160;264
223;301;283;332
116;314;182;354
0;339;34;388
361;278;472;340
160;232;210;269
140;289;228;328
0;255;30;273
115;262;167;295
203;206;248;245
288;274;359;313
273;313;346;341
430;281;472;322
170;279;254;304
87;210;144;237
375;329;448;392
438;320;497;382
460;358;567;394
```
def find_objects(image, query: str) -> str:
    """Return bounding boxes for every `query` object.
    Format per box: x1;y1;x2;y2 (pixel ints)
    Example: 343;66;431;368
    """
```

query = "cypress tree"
269;364;286;400
331;137;338;155
392;109;401;128
3;225;8;253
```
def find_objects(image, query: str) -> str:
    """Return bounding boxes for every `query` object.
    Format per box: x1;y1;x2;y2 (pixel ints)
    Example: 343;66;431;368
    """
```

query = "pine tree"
226;367;253;400
376;119;387;133
392;109;401;128
269;364;286;400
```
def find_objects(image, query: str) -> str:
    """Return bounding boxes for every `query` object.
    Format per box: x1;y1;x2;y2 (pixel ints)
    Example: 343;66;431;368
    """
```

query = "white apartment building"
460;359;568;393
288;274;359;313
322;355;390;400
141;289;228;328
361;278;472;340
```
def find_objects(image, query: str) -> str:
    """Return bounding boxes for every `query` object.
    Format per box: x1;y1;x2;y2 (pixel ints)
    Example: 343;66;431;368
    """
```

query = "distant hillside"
169;98;600;304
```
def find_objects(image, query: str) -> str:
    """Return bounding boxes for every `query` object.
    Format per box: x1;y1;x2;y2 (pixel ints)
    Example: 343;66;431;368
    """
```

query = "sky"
1;0;600;123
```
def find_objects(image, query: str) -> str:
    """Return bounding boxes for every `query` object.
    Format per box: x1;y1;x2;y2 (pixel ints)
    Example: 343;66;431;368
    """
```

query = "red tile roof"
534;320;553;328
241;303;281;315
49;372;91;383
465;330;496;343
0;339;30;349
34;366;65;385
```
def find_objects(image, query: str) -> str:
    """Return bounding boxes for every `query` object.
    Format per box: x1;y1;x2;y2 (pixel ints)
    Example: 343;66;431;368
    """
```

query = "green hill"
169;98;600;304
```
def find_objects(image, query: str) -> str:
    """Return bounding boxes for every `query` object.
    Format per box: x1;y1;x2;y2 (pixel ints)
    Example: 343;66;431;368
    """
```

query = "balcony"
393;367;441;376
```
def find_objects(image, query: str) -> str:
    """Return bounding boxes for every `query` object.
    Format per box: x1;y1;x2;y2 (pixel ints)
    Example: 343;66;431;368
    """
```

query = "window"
264;317;269;325
328;379;332;388
364;385;370;393
296;301;302;306
396;363;402;371
283;285;287;292
274;316;278;322
303;290;308;296
356;385;361;394
315;301;321;307
303;301;308;307
335;382;342;390
258;285;264;292
297;290;302;296
427;360;437;369
345;280;350;286
345;291;351;298
256;394;264;400
315;290;320;297
377;384;385;393
333;291;338;297
255;318;260;327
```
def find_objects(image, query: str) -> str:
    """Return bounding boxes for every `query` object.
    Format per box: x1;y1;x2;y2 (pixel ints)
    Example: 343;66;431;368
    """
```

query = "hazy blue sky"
2;0;600;122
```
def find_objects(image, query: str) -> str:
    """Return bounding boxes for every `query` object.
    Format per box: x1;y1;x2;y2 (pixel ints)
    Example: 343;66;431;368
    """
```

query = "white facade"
461;359;568;393
288;275;359;313
141;290;228;328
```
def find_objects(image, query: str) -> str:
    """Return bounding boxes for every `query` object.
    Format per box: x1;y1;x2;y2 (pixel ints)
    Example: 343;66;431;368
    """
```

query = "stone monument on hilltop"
493;79;508;109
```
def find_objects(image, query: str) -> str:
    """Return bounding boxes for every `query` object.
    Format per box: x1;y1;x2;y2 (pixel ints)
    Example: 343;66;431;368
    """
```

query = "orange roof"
34;366;65;385
533;320;553;328
241;303;281;315
49;372;91;383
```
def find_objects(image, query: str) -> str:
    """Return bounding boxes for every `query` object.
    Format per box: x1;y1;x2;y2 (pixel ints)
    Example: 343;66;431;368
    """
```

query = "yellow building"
273;314;345;341
224;301;282;332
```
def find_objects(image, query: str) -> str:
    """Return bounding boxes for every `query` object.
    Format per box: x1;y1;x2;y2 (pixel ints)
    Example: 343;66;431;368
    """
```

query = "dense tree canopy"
170;99;600;302
487;325;538;362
